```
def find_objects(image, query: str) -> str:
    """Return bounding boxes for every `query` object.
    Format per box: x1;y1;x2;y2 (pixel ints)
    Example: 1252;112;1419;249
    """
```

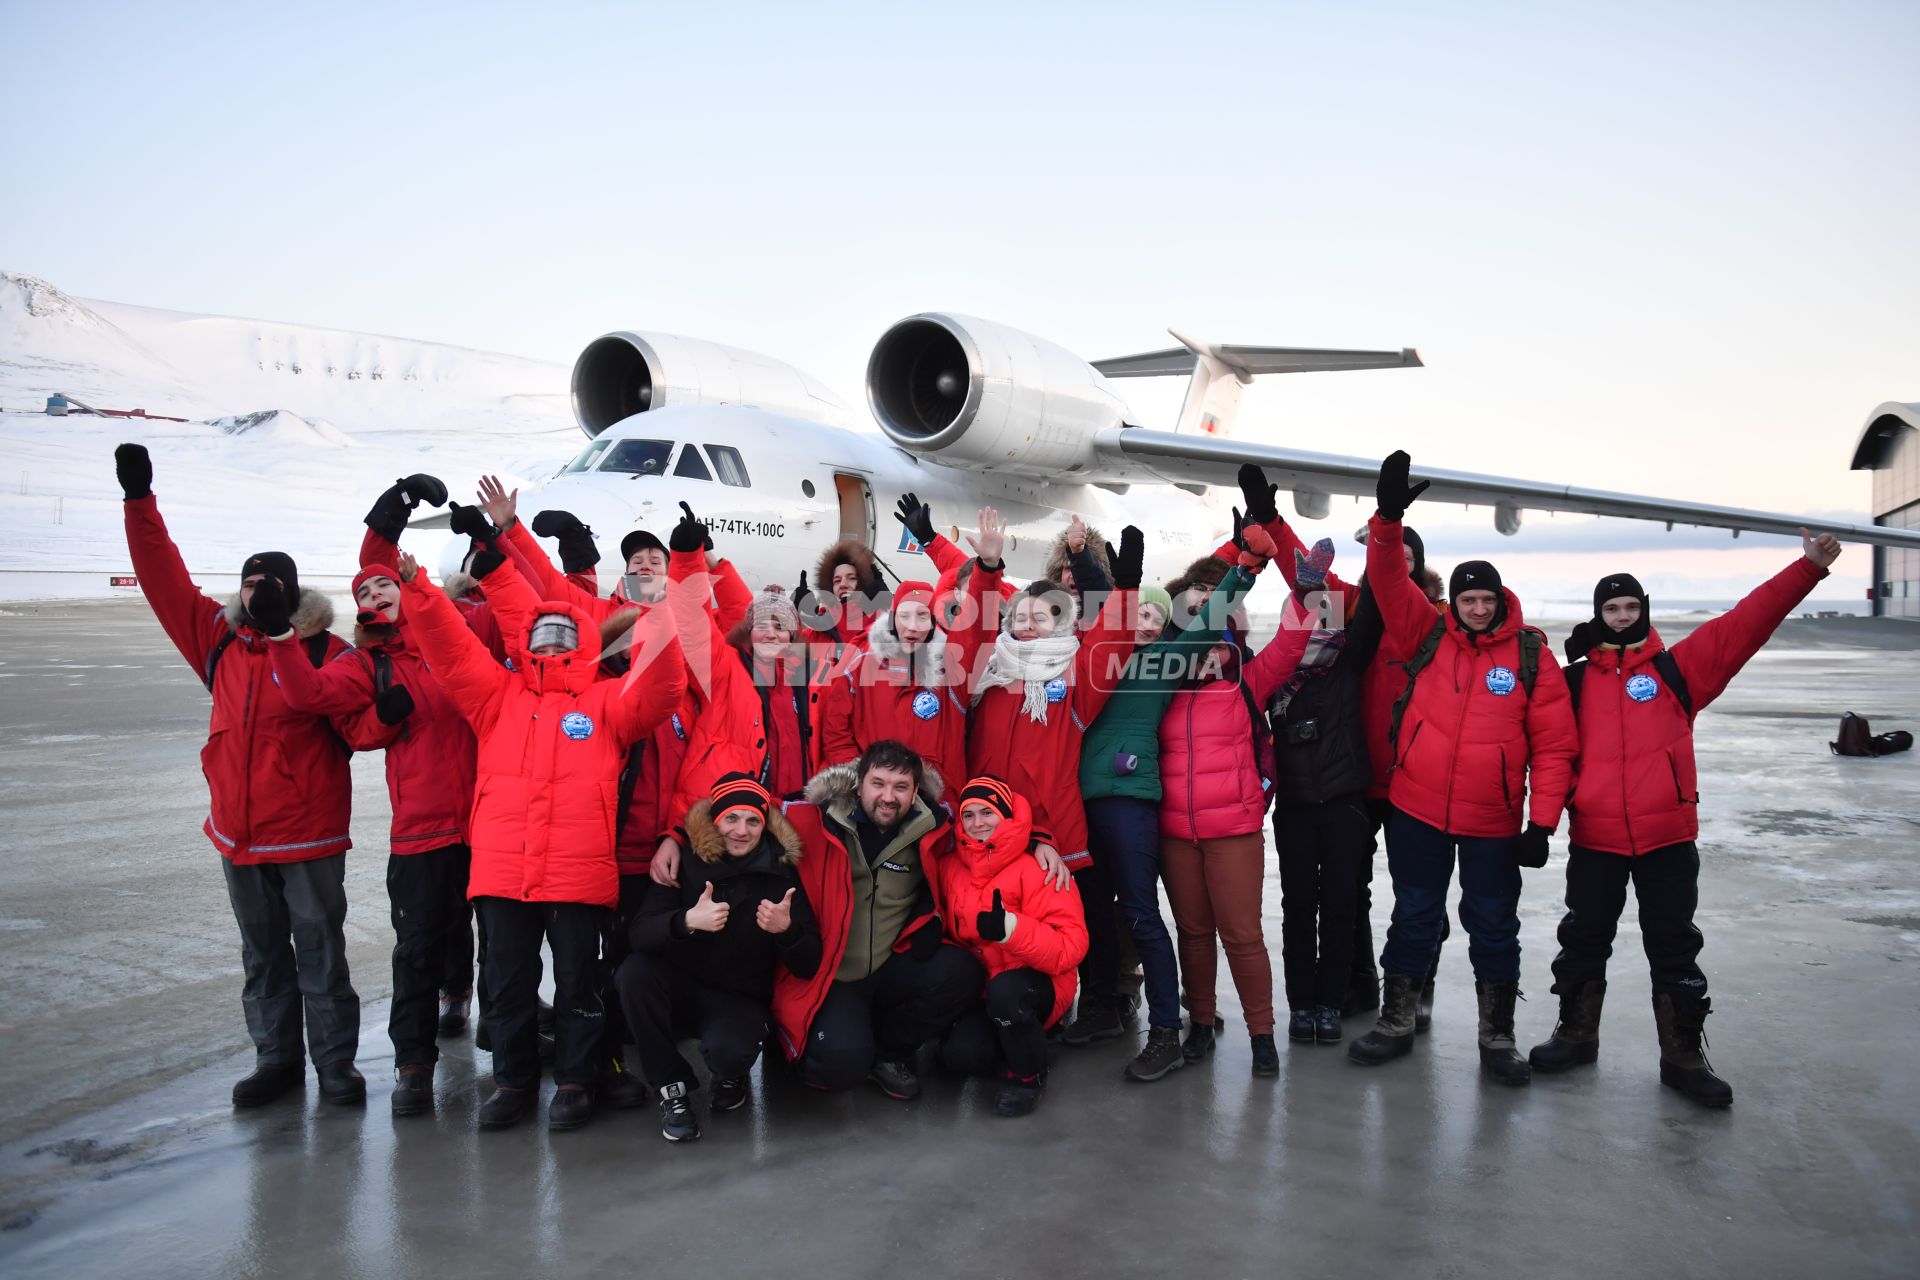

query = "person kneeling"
937;778;1090;1116
618;775;821;1142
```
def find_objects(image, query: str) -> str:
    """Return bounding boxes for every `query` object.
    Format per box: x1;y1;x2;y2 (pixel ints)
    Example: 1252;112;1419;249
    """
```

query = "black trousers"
1550;842;1708;1001
1276;798;1370;1010
387;843;470;1067
474;897;607;1089
220;853;359;1069
938;968;1055;1081
597;874;651;1062
1074;862;1123;1010
442;893;476;999
616;953;768;1091
796;945;986;1091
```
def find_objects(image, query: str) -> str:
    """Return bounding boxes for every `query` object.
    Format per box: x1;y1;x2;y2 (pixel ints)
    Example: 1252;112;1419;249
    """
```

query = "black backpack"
202;629;335;691
1388;618;1543;749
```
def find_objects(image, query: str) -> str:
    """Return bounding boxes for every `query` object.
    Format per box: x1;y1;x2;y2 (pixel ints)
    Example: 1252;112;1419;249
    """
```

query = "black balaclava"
1592;571;1651;648
1449;560;1507;635
241;551;299;606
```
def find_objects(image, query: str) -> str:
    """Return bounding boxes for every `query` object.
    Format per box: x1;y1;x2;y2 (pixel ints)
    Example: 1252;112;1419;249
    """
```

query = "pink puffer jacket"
1158;626;1310;842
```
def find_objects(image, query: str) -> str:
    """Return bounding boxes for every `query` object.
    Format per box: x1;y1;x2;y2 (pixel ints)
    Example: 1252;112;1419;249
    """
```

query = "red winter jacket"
1368;515;1578;838
360;526;510;664
1568;555;1827;856
401;560;687;908
1159;621;1312;842
771;766;954;1058
938;793;1089;1026
959;561;1137;869
817;613;969;795
124;495;354;864
269;617;477;855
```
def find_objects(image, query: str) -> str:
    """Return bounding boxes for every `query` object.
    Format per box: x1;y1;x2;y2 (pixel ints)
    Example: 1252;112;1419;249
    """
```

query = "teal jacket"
1079;565;1257;803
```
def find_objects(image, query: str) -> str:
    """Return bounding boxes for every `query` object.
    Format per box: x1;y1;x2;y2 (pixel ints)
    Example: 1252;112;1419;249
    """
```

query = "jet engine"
570;331;853;438
865;313;1132;475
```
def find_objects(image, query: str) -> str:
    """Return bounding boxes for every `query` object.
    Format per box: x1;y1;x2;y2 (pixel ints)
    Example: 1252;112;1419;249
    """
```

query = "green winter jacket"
1079;565;1256;803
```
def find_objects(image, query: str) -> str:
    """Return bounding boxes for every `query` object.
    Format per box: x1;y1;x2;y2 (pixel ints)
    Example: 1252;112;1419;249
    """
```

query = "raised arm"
396;556;511;730
1670;536;1836;712
117;447;229;674
604;603;690;747
267;635;378;717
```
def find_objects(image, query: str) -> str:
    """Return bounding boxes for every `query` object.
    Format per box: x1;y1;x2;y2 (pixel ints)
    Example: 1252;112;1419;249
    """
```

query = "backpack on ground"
1831;712;1914;757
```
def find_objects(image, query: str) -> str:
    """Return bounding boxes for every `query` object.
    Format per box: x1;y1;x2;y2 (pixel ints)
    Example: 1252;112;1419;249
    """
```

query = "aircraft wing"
1092;427;1920;549
1093;344;1422;379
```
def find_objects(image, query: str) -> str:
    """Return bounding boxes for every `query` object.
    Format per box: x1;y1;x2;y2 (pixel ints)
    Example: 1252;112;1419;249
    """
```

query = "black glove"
1103;526;1145;590
1236;463;1280;526
976;889;1009;943
893;492;937;546
447;501;496;542
532;510;600;574
1375;450;1430;523
469;549;507;580
1563;620;1598;665
374;685;415;726
364;479;415;543
1230;507;1249;553
908;921;942;962
399;473;448;507
1511;822;1553;869
114;443;153;501
668;501;707;554
247;577;293;636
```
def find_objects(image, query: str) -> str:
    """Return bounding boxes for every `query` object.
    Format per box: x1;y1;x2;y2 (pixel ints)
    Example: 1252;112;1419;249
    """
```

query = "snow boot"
231;1063;303;1108
1655;994;1733;1108
1347;973;1420;1065
1529;979;1605;1072
1125;1027;1186;1082
1476;981;1531;1086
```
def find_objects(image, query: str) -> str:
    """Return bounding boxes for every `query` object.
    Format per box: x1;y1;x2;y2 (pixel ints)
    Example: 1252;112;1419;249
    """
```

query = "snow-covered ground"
0;271;583;600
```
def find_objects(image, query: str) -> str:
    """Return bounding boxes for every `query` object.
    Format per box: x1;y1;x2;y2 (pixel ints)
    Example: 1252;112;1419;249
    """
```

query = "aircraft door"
833;472;875;545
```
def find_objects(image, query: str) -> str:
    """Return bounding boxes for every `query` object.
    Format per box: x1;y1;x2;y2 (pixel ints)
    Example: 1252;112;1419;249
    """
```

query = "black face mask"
1592;572;1651;648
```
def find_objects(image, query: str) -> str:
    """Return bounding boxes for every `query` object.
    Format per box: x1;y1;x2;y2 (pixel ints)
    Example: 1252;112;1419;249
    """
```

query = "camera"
1285;718;1321;745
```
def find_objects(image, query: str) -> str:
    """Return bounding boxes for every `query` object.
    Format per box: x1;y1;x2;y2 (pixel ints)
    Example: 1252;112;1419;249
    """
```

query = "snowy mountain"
0;271;584;600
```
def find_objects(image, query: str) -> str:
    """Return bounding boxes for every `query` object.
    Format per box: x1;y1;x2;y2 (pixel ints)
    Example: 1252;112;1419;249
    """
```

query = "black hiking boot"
1181;1019;1221;1063
1530;979;1606;1072
1061;1002;1125;1046
477;1085;534;1130
868;1056;921;1101
318;1061;367;1105
231;1063;303;1108
1287;1009;1316;1043
1348;973;1420;1065
1250;1033;1280;1077
1655;994;1733;1108
437;988;472;1035
547;1084;595;1131
1476;980;1531;1086
993;1076;1044;1117
597;1055;647;1109
1313;1006;1344;1045
390;1065;435;1117
1125;1027;1186;1082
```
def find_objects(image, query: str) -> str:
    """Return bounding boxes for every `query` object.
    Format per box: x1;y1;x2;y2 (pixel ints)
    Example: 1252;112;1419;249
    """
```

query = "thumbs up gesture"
756;888;796;935
976;888;1017;943
685;881;730;933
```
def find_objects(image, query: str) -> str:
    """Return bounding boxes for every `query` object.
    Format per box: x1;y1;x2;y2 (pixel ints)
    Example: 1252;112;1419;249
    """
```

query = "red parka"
400;560;686;908
816;612;969;794
960;561;1137;869
1159;622;1312;841
771;764;953;1058
938;792;1089;1026
268;616;477;855
1368;515;1579;838
1568;555;1827;856
360;526;509;664
124;495;353;864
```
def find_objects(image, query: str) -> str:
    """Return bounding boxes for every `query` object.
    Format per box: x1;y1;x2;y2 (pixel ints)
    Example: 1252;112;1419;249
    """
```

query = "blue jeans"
1087;796;1182;1029
1380;810;1521;984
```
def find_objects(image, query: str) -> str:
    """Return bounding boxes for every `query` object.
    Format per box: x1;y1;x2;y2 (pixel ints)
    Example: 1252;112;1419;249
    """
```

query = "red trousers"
1160;831;1274;1036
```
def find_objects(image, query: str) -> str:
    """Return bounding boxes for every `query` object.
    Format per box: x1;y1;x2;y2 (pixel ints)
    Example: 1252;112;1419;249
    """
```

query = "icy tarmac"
0;600;1916;1278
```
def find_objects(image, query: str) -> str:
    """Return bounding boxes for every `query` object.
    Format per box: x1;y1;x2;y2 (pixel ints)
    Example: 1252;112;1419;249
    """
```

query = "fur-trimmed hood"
803;758;946;809
443;570;480;602
684;797;804;866
224;587;336;640
1177;553;1231;592
815;539;884;596
1042;523;1113;587
863;610;950;688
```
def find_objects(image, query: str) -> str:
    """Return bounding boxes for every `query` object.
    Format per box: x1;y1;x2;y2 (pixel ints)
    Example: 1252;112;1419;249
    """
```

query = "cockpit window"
563;439;611;474
706;444;750;488
599;439;674;476
672;444;713;481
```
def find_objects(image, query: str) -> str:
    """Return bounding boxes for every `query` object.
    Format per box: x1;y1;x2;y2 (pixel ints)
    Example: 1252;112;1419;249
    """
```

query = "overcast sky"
4;0;1914;599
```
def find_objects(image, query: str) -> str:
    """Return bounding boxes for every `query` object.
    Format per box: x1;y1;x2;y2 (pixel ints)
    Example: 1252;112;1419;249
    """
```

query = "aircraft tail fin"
1093;333;1421;438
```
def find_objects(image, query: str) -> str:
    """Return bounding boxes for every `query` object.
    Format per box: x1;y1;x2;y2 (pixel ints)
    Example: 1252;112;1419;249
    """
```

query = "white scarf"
973;630;1081;722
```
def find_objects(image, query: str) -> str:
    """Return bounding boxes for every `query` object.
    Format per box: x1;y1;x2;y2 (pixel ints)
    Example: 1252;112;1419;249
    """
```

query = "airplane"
414;312;1920;596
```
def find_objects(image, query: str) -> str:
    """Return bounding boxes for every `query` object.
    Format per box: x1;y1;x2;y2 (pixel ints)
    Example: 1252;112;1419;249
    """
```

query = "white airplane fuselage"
519;403;1232;595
